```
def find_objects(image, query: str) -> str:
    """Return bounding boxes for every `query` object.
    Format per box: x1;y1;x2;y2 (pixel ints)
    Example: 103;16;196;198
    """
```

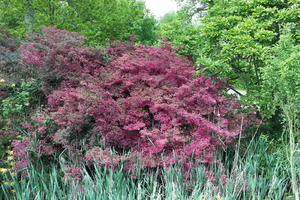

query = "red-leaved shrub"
14;27;258;171
19;27;106;95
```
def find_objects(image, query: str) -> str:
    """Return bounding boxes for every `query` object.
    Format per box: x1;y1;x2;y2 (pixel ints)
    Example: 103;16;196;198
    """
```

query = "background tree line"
0;0;157;46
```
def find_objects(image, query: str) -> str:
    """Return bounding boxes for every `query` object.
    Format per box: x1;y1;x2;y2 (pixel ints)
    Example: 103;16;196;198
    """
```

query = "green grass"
0;138;297;200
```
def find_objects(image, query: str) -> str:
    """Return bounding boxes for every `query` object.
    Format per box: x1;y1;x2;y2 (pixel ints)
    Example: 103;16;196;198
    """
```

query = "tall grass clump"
1;137;293;200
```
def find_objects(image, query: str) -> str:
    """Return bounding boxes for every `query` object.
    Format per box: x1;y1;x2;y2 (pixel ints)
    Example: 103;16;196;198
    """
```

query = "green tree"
195;0;299;94
0;0;157;46
262;29;300;200
175;0;208;22
132;11;158;45
158;18;201;60
159;11;177;24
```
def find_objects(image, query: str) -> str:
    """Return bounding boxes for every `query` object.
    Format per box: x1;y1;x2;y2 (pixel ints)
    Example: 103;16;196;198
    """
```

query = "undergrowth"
1;137;296;200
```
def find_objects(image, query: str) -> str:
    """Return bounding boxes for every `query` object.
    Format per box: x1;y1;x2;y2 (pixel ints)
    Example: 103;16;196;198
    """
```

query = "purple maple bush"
12;27;259;173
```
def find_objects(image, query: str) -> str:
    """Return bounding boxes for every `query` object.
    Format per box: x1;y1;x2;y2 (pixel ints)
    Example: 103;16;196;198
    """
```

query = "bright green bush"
1;79;43;128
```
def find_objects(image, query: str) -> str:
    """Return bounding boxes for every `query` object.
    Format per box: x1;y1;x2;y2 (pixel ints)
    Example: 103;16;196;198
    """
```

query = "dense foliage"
162;0;300;109
10;27;259;172
262;30;300;124
158;18;201;61
198;0;299;90
0;0;157;46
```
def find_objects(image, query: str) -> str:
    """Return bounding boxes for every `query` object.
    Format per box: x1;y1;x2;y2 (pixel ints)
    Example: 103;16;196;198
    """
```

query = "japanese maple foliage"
19;27;106;94
15;27;258;171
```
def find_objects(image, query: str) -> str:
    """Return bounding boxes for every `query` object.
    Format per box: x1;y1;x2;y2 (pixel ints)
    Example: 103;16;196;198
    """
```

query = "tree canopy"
0;0;157;46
